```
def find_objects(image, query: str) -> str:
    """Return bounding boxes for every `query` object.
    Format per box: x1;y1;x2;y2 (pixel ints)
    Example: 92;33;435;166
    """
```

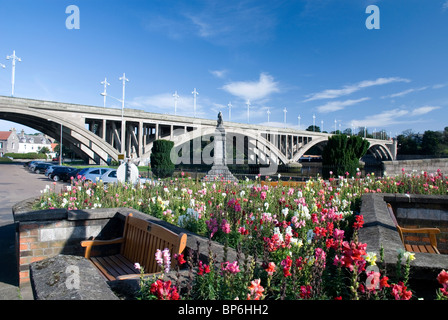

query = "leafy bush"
150;140;175;178
322;135;369;179
4;152;46;159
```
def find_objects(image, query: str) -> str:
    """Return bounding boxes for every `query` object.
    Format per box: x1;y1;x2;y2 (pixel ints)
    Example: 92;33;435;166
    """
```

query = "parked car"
99;168;150;185
48;166;77;182
45;165;66;177
28;161;45;171
33;162;53;174
76;167;113;182
99;169;118;184
66;168;83;181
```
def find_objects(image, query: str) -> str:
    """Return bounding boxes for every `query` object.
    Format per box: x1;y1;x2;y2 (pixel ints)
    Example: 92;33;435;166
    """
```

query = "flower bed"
34;169;448;300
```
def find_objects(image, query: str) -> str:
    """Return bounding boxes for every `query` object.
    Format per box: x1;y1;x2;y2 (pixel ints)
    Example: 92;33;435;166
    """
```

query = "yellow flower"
365;252;377;266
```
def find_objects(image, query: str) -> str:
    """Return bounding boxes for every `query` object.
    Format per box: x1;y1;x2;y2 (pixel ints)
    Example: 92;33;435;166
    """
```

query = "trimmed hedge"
150;140;175;178
4;152;47;159
322;135;370;179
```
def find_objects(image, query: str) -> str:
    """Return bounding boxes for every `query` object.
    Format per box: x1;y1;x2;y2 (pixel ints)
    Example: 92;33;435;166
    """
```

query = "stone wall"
359;193;448;283
386;194;448;254
13;197;239;286
382;158;448;175
13;203;124;284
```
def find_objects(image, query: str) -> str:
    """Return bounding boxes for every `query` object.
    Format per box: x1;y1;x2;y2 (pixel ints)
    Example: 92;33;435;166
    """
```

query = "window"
91;169;100;174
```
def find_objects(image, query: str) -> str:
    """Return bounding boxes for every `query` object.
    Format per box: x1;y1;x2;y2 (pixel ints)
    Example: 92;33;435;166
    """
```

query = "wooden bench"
261;181;306;188
81;214;187;281
387;203;440;254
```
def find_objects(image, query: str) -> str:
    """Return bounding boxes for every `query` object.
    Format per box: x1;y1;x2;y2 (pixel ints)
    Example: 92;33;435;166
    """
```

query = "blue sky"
0;0;447;137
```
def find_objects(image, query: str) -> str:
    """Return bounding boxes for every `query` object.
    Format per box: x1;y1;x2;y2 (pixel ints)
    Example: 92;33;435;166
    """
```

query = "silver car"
77;167;113;182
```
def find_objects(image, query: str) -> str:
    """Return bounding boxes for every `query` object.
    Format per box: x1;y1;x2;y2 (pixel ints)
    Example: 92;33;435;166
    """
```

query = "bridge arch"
141;126;290;166
0;105;118;164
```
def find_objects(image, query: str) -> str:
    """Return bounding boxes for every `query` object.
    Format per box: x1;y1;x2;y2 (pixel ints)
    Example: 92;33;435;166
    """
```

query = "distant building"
0;130;19;156
0;128;53;156
16;129;53;153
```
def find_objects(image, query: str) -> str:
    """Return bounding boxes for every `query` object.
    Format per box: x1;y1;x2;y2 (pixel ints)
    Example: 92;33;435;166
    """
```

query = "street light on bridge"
100;77;110;108
173;91;179;115
99;72;129;156
283;108;287;128
47;119;63;166
6;50;21;97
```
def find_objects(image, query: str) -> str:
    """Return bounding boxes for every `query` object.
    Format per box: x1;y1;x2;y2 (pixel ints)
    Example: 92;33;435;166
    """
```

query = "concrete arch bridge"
0;96;396;168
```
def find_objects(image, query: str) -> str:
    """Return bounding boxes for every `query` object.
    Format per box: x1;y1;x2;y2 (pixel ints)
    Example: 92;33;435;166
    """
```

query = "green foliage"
322;134;370;179
4;152;46;159
38;146;51;154
397;129;448;156
150;140;175;178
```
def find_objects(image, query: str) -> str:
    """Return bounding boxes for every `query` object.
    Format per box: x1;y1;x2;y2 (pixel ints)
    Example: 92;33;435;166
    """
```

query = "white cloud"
433;83;448;89
128;92;216;118
411;105;441;116
221;73;280;102
316;97;370;113
443;1;448;10
304;77;411;101
350;109;409;128
350;105;441;128
381;86;428;99
143;1;278;46
209;69;227;79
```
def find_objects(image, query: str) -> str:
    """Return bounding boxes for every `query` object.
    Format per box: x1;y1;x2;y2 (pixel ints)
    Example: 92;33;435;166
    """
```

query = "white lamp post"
283;108;287;128
173;91;179;115
227;102;232;121
119;73;129;155
6;50;21;97
100;77;110;108
298;115;301;130
47;119;63;166
246;99;251;124
192;88;199;118
267;108;271;124
312;114;316;132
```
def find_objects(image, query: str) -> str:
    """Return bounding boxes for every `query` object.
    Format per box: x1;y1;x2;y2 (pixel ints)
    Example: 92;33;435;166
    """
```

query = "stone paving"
0;161;67;300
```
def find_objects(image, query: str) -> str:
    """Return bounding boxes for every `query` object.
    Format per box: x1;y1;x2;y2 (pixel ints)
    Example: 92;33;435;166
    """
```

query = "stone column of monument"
203;112;238;182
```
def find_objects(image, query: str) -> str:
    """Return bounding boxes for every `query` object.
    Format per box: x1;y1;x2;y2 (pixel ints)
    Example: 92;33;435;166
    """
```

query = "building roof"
0;131;12;140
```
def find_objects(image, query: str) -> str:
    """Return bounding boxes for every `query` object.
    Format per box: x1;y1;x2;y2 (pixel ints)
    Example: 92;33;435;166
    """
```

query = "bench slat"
90;257;120;281
83;214;187;280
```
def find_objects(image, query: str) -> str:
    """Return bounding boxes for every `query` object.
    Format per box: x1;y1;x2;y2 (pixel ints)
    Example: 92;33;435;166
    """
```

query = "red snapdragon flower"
353;215;364;230
392;282;412;300
198;261;210;275
281;256;293;277
265;262;276;276
150;279;180;300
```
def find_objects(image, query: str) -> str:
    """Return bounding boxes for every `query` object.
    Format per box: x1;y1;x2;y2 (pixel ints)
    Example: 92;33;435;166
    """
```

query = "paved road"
0;161;67;300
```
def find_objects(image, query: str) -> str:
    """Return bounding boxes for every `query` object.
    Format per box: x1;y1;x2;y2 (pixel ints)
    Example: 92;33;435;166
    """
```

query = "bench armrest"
400;227;441;234
115;272;161;281
400;227;440;250
81;237;124;259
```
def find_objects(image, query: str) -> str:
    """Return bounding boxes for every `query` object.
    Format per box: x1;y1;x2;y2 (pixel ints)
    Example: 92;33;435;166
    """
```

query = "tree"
38;146;50;154
306;125;321;132
322;134;370;179
421;130;442;156
150;140;175;178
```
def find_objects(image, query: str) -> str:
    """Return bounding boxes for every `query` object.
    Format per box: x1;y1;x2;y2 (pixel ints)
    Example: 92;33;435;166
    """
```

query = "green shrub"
150;140;175;178
322;135;369;179
4;152;47;159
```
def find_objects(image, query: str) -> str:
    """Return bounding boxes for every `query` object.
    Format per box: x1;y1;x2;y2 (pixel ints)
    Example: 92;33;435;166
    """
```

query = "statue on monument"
217;111;223;127
203;111;238;182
